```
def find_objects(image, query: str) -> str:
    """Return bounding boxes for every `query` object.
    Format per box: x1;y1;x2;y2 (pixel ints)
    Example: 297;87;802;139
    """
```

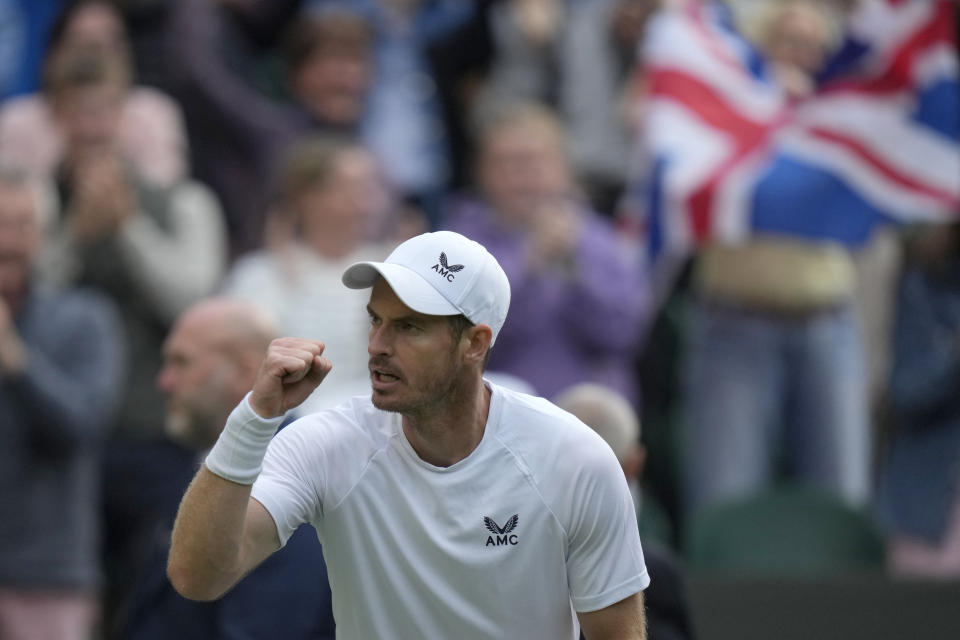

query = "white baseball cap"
342;231;511;345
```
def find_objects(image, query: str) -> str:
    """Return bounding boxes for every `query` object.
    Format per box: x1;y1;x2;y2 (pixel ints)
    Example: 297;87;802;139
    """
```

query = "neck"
402;374;491;468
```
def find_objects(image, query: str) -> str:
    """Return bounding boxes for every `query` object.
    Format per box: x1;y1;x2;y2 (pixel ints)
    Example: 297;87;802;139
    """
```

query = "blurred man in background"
556;382;695;640
117;297;335;640
0;163;123;640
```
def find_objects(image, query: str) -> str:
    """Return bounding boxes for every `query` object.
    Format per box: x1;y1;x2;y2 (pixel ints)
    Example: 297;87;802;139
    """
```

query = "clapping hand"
69;153;136;242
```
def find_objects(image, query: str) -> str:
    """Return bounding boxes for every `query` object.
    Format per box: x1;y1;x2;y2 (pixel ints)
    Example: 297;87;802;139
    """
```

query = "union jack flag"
629;0;960;267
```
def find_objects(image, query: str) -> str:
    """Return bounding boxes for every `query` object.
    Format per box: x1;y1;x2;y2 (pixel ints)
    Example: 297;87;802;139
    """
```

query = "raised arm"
167;338;332;600
167;468;281;600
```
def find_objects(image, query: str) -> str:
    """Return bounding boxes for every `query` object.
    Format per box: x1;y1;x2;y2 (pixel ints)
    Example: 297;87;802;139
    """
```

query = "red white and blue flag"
632;0;960;265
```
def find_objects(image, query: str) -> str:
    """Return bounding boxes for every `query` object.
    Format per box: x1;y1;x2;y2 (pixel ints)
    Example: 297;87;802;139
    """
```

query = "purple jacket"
444;198;648;405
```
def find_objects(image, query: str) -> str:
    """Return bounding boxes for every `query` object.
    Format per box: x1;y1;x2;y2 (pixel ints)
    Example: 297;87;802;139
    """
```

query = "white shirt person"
167;231;649;639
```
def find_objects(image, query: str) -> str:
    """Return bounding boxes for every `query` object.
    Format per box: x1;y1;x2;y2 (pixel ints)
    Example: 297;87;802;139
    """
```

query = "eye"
368;313;381;326
399;321;420;333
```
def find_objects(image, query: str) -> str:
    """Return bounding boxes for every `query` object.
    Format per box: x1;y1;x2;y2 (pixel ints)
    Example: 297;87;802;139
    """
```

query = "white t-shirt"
250;382;649;639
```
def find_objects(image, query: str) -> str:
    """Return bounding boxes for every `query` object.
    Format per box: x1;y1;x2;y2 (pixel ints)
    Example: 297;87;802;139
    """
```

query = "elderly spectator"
554;382;672;546
555;382;694;640
0;163;124;640
117;298;335;639
445;101;647;405
0;0;188;186
30;50;227;633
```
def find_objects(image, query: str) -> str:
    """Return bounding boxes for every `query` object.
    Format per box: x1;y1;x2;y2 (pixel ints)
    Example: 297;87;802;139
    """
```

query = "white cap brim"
342;262;462;317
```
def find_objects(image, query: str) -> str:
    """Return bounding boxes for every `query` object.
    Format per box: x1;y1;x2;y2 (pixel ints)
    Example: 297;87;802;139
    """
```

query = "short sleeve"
563;435;650;612
251;421;327;546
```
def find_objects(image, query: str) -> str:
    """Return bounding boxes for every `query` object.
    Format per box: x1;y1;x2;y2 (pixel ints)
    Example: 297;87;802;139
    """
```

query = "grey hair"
554;383;641;463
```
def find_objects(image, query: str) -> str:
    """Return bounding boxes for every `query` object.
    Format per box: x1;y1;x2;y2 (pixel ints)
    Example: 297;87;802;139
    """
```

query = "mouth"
370;366;402;390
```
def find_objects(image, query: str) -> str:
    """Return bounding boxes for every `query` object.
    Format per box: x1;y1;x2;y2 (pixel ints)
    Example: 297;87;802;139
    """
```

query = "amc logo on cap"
430;252;464;282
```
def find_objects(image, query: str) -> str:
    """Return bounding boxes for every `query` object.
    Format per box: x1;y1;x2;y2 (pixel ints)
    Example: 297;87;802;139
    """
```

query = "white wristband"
204;392;285;485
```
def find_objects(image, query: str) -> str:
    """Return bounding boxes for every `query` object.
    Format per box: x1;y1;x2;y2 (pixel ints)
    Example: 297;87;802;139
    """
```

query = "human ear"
462;325;493;366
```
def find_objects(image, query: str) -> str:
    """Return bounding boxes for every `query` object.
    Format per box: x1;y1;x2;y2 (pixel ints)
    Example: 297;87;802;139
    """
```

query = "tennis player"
168;230;649;639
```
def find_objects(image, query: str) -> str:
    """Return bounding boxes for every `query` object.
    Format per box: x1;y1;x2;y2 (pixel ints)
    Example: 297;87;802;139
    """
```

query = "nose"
156;365;174;393
367;324;392;357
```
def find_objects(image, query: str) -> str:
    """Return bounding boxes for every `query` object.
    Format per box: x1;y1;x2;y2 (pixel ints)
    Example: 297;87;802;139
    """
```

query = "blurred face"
60;2;127;58
298;149;385;250
0;183;41;306
766;6;831;74
478;122;572;227
366;279;465;415
157;319;244;450
292;48;372;126
55;84;125;161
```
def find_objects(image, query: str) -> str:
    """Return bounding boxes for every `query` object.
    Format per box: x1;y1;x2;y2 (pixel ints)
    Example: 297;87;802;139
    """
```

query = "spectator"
222;136;397;412
554;382;672;547
679;0;871;518
0;163;124;640
31;50;227;632
0;0;189;186
37;51;226;438
445;101;647;405
118;298;335;639
475;0;660;215
877;224;960;579
166;0;376;253
555;382;694;640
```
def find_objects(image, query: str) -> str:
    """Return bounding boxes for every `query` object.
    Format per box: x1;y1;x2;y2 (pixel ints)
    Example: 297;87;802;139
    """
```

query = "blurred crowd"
0;0;957;639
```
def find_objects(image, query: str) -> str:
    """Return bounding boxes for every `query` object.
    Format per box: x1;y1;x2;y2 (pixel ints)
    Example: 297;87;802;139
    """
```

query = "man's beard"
165;402;224;451
370;351;464;417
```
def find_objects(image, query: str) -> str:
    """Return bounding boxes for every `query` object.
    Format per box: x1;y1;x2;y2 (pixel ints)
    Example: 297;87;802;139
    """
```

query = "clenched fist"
249;338;333;419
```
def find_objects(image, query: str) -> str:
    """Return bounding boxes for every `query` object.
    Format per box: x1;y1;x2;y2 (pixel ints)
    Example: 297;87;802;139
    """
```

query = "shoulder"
443;196;497;234
224;246;313;292
168;179;223;216
32;286;120;329
125;86;185;121
271;395;395;462
493;384;617;478
0;93;47;126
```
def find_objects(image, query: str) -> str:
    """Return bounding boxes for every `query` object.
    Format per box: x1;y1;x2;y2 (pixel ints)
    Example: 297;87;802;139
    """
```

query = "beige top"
695;237;856;311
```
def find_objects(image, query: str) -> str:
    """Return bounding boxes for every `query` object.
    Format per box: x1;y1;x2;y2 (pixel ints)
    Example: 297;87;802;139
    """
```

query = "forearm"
168;394;285;600
168;467;259;601
118;183;226;322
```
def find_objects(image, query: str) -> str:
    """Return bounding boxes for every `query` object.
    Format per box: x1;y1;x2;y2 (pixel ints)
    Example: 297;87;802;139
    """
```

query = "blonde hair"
473;100;569;157
742;0;843;55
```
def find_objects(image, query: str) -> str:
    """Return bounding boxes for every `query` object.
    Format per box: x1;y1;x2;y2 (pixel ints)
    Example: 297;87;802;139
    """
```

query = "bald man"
121;298;335;640
158;298;278;451
554;383;645;486
554;383;674;547
555;383;695;640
